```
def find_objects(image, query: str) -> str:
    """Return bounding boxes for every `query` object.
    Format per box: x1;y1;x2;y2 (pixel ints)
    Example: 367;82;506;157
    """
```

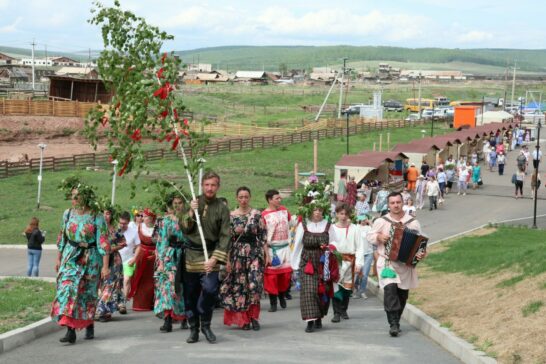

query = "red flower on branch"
161;52;167;64
153;82;173;100
171;135;180;150
115;101;121;110
131;128;142;141
182;129;190;137
160;110;169;119
157;68;164;79
101;115;109;127
173;108;179;121
183;118;189;126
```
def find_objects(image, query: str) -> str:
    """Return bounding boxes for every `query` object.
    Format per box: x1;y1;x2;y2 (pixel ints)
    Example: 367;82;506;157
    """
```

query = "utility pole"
338;57;348;119
510;61;517;110
532;119;542;229
44;44;48;68
417;72;422;119
31;39;36;90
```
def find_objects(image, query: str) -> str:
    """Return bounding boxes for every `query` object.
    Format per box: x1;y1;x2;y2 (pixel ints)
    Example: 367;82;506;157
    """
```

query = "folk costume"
51;209;110;343
179;195;230;343
220;209;266;330
95;226;124;321
291;219;339;332
262;206;293;312
329;223;363;322
154;214;187;332
367;213;422;336
128;219;156;311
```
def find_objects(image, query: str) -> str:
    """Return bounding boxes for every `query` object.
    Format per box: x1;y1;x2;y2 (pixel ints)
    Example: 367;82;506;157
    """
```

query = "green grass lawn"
0;278;55;334
424;226;546;288
0;123;449;244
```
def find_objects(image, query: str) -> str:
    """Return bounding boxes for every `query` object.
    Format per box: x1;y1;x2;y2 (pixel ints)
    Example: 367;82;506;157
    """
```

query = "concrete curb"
0;244;57;250
0;317;62;355
367;279;496;364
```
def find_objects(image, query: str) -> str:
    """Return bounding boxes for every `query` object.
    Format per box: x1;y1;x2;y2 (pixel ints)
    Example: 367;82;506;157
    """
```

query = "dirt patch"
0;115;108;160
411;267;546;363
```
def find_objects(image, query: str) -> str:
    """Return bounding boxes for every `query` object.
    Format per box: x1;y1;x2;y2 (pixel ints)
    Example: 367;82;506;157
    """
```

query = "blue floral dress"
153;215;186;320
51;209;110;329
95;227;125;318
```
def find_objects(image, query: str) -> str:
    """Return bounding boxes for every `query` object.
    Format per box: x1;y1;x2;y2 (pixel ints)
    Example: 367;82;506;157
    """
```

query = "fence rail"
0;119;426;179
0;99;98;118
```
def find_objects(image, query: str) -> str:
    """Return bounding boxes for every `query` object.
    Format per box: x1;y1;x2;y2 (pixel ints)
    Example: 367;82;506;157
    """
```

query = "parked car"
421;109;434;120
405;113;420;122
342;104;364;115
383;100;403;112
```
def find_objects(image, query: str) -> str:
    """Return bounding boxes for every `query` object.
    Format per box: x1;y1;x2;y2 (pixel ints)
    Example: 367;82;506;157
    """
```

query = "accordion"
388;224;428;267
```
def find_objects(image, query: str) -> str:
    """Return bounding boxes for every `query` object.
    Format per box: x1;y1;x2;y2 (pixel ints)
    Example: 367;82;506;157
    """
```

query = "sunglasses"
136;214;143;217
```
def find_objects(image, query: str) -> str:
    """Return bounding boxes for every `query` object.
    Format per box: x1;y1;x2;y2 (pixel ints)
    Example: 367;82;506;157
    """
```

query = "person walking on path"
425;176;440;210
329;203;363;324
406;163;419;192
337;171;348;202
436;168;447;203
95;208;126;322
367;192;426;337
262;189;294;313
472;162;482;190
179;171;230;344
24;217;45;277
498;152;506;176
220;187;266;331
532;146;542;170
457;165;469;196
154;195;188;333
117;212;140;315
291;204;338;333
353;215;374;300
531;170;541;198
514;168;525;199
420;160;430;178
415;176;427;210
52;182;110;344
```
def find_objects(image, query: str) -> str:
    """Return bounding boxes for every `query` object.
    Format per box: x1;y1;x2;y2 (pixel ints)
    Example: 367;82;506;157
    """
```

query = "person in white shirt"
532;146;542;169
425;175;440;210
458;165;469;196
118;211;141;312
403;198;416;217
353;215;374;300
354;192;370;217
329;203;363;323
436;168;447;202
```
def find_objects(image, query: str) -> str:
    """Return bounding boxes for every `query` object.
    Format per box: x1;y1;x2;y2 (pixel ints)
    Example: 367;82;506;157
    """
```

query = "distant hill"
175;45;546;74
0;45;100;62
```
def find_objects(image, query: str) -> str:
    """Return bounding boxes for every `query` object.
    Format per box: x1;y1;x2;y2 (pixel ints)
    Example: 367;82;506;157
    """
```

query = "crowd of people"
48;170;427;345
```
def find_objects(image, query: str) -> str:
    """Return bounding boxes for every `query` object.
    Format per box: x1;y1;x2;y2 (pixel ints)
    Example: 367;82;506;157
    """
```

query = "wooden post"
387;132;391;151
379;133;383;152
373;142;376;151
294;163;299;191
313;139;318;174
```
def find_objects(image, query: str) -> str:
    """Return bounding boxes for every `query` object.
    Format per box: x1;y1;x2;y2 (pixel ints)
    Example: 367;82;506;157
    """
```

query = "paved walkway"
2;144;545;363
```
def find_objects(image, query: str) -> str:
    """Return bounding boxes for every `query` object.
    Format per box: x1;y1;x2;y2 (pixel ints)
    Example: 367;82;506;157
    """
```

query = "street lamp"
111;159;118;205
345;111;350;154
36;143;47;209
532;119;542;229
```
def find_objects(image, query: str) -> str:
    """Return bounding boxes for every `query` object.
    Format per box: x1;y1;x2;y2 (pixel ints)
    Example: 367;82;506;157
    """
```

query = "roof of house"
56;67;96;76
196;73;229;81
309;72;336;81
393;139;441;154
336;151;408;168
0;52;17;61
235;71;266;79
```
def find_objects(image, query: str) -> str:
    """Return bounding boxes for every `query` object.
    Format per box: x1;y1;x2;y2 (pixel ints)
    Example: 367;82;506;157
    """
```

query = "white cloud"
456;30;494;43
0;17;22;33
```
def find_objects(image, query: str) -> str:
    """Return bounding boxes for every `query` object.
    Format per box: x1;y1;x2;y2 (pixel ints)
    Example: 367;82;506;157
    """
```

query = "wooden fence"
0;99;99;118
0;119;423;179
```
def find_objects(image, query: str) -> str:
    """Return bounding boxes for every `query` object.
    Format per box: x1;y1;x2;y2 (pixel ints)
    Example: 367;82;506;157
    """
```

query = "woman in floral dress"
51;183;110;344
220;187;266;331
154;195;187;333
95;207;126;322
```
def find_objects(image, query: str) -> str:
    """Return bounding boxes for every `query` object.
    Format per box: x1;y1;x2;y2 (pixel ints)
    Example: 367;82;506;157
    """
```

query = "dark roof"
47;75;104;83
393;139;441;154
337;151;408;168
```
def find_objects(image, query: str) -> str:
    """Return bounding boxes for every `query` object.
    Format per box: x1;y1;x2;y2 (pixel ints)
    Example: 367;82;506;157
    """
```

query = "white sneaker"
463;193;466;196
457;192;461;195
361;293;368;300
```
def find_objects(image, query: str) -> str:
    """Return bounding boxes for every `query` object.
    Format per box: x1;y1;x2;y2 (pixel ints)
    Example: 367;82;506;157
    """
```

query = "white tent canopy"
478;111;513;125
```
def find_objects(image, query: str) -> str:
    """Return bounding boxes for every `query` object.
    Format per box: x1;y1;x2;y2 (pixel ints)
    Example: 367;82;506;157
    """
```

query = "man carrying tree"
179;172;230;344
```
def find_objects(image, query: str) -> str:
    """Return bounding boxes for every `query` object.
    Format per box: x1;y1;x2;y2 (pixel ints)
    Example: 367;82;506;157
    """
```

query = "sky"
0;0;545;54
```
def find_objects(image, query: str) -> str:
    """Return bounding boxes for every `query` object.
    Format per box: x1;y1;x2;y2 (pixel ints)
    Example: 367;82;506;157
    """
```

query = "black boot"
180;318;188;330
268;295;278;312
200;313;217;344
386;311;400;337
186;316;199;343
278;293;287;309
341;295;350;319
59;327;76;344
160;316;172;333
305;321;315;333
331;299;341;323
315;318;322;329
84;324;94;340
251;318;260;331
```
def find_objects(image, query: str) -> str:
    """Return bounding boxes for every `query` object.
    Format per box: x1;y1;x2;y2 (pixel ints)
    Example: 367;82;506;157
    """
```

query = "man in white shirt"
532;146;542;169
118;211;141;313
458;166;469;196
